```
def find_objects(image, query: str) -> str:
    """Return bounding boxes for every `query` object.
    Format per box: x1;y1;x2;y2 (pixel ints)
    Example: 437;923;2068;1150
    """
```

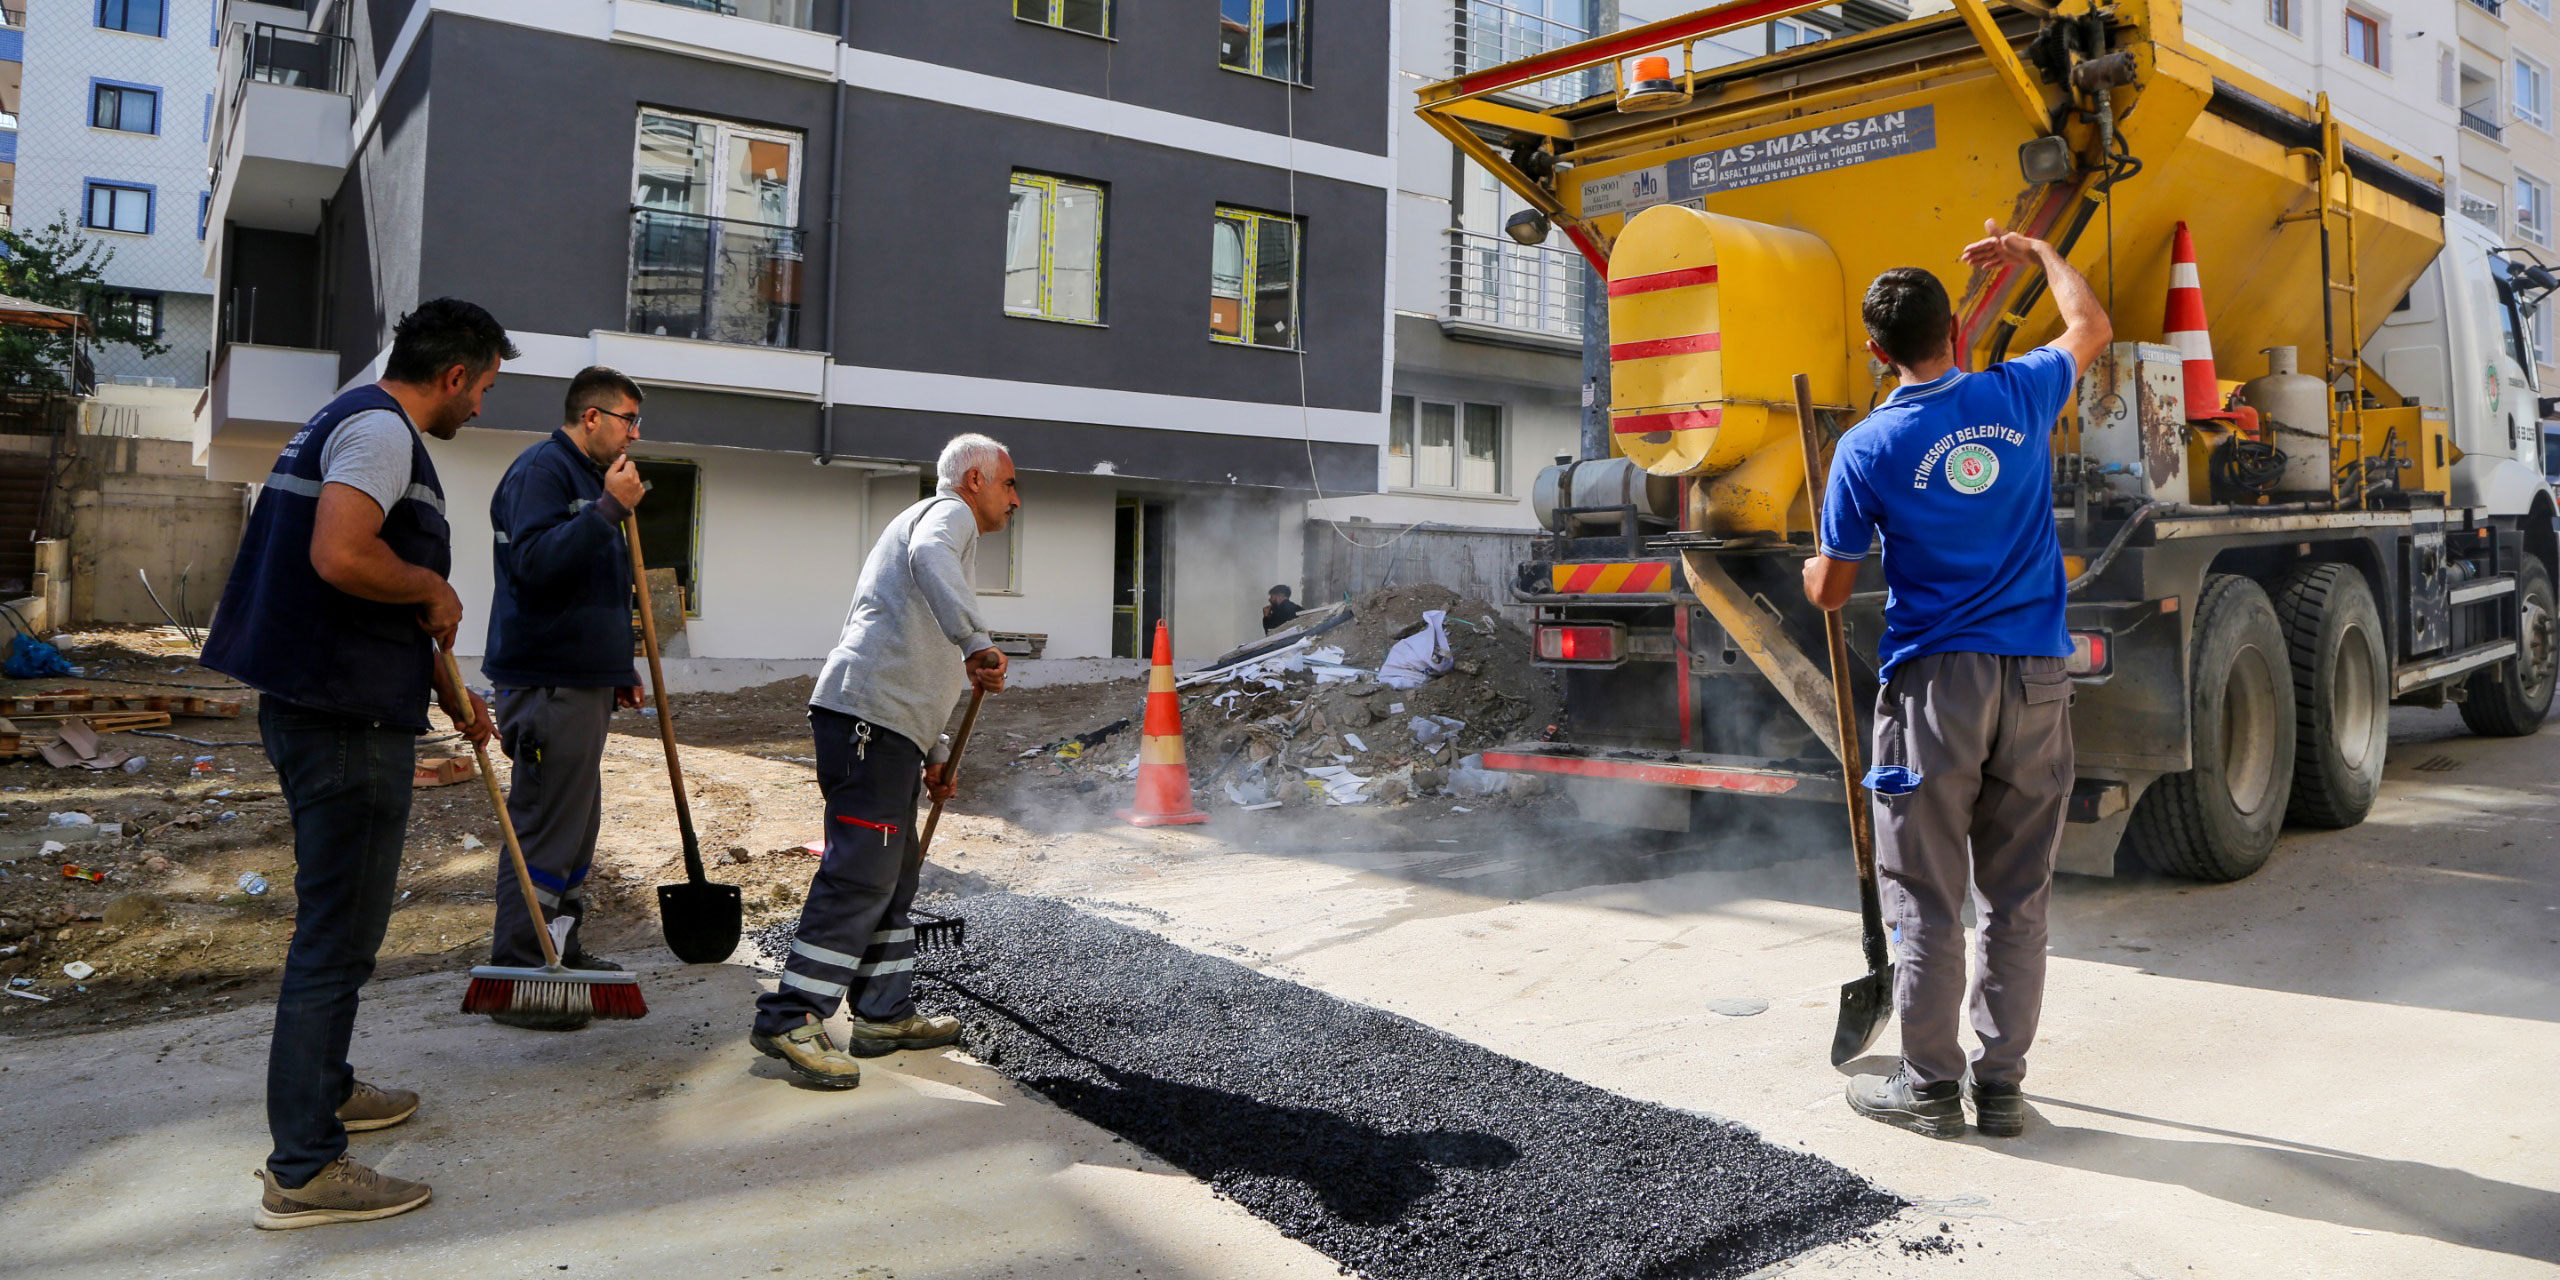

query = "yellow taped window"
1005;172;1105;324
1211;207;1300;348
1219;0;1307;83
1016;0;1109;38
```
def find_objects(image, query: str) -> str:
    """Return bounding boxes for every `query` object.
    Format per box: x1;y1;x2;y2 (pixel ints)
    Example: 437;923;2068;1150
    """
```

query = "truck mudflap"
1480;742;1839;798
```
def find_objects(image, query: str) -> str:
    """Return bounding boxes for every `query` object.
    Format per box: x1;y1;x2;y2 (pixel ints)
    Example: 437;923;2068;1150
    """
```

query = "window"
95;0;164;35
1016;0;1108;37
1387;396;1506;495
628;111;805;346
1219;0;1307;83
632;459;703;616
2345;9;2383;70
2520;56;2550;129
89;290;162;338
90;81;159;133
198;191;210;239
1004;172;1104;324
977;514;1019;593
83;181;153;234
1211;207;1300;348
2520;172;2551;245
2536;304;2554;369
2269;0;2299;34
631;110;801;224
1771;17;1828;51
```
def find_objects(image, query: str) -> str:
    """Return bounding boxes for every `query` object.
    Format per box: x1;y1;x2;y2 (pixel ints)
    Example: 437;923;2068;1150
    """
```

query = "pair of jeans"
259;696;418;1187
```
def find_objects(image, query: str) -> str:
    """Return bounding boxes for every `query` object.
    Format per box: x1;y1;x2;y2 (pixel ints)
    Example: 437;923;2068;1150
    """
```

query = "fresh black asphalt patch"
908;893;1901;1279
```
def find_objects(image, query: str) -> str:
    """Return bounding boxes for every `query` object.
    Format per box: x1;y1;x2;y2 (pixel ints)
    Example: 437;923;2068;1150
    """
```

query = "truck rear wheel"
2459;555;2557;738
2125;575;2295;881
2273;563;2387;828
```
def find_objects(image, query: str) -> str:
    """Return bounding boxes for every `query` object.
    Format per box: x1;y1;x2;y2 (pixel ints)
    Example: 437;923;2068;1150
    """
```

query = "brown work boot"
750;1015;861;1089
843;1009;963;1058
253;1155;432;1230
336;1080;419;1133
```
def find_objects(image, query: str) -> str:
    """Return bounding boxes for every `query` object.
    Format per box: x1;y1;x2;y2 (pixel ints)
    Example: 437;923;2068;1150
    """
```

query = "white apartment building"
2441;0;2560;437
16;0;220;388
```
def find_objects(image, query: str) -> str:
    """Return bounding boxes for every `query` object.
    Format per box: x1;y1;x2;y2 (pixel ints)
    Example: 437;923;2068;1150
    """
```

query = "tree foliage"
0;215;170;388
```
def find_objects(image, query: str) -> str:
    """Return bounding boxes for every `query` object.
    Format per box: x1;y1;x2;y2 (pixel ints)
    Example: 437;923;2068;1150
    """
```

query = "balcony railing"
1446;228;1584;341
2462;108;2505;139
1453;0;1596;106
635;0;820;29
628;207;805;349
214;24;354;187
2466;0;2503;15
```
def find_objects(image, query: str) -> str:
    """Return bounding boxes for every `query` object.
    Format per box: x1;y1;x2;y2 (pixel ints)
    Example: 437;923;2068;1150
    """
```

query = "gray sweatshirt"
808;493;993;758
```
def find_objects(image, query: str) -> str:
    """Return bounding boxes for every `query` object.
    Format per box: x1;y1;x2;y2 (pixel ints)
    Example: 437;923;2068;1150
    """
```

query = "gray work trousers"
491;685;616;967
1869;651;2073;1090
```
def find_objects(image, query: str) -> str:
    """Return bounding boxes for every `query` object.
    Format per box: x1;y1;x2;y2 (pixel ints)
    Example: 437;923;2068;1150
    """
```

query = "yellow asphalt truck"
1422;0;2560;880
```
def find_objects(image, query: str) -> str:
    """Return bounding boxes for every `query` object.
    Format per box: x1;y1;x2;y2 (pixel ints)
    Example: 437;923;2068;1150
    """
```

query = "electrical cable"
2211;434;2287;495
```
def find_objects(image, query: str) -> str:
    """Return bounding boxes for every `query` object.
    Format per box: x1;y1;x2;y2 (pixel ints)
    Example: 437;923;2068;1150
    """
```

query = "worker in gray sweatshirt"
750;433;1016;1089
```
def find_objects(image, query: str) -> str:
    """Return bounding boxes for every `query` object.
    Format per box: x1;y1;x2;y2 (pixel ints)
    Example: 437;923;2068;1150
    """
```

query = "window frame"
95;0;166;37
630;456;707;619
1386;394;1509;497
2520;55;2551;130
1211;206;1303;351
89;79;161;134
2344;8;2385;71
2268;0;2301;36
628;108;805;229
1218;0;1311;85
1004;171;1108;326
2520;171;2552;246
1015;0;1112;39
89;289;164;339
976;507;1023;595
82;180;155;235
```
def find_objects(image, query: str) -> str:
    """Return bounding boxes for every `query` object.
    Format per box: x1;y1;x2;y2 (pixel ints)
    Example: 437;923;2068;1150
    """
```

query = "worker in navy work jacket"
200;299;513;1230
477;366;650;1030
1801;220;2111;1141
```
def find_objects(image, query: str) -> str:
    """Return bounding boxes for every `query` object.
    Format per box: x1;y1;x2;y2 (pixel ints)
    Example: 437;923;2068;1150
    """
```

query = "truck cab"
2367;217;2556;519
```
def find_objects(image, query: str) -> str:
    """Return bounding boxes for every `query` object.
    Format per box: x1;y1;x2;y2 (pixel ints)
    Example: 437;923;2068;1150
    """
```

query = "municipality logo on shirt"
1914;426;2024;492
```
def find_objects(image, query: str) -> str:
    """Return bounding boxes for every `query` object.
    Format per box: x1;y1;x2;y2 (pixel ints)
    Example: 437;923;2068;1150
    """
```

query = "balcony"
207;24;354;254
197;344;341;482
2466;0;2503;15
2462;191;2503;229
2462;107;2505;140
1443;229;1585;351
609;0;838;79
1453;0;1597;107
627;204;814;344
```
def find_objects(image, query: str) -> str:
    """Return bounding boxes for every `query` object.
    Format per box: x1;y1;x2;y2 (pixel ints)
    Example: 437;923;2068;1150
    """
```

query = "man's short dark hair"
1269;584;1292;598
1862;268;1954;368
565;366;644;424
383;298;520;385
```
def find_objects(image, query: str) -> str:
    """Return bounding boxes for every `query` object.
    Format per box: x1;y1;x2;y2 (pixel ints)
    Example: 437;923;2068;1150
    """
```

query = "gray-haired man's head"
937;433;1018;534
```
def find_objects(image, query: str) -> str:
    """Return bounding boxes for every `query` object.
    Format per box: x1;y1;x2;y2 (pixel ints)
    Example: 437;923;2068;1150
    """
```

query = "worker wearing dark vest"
201;299;516;1231
478;366;650;1029
1803;222;2110;1141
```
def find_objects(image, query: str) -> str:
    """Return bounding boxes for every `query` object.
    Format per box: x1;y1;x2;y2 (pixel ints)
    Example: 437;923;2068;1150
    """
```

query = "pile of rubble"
1010;586;1562;812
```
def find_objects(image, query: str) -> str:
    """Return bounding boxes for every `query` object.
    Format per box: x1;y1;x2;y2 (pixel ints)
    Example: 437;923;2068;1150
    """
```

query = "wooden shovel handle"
916;686;985;861
1793;375;1879;885
442;644;561;969
626;515;706;883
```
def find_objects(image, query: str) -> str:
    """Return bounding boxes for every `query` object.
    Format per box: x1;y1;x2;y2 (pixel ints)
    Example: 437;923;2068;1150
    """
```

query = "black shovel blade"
1830;963;1896;1067
658;880;744;964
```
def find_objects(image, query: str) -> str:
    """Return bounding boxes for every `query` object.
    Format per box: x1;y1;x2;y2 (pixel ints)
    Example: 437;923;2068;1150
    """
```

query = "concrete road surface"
2;706;2553;1278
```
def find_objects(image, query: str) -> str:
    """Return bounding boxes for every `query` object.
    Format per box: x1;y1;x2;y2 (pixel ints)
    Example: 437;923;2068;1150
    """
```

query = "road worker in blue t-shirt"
1802;220;2112;1140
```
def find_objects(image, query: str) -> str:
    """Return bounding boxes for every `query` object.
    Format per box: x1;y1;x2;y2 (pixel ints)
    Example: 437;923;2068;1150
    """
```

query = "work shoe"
1846;1068;1966;1138
490;1008;592;1032
1970;1079;2028;1138
750;1015;861;1089
253;1155;432;1230
335;1080;419;1133
842;1010;964;1058
561;951;622;972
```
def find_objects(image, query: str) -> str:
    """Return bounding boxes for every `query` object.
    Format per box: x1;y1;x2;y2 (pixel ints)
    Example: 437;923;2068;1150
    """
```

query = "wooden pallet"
0;694;243;719
0;712;175;758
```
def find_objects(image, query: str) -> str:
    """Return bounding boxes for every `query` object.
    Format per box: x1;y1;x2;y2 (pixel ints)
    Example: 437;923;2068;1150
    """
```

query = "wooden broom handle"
442;644;561;970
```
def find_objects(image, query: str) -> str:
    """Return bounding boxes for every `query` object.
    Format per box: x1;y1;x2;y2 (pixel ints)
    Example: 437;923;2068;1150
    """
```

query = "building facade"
17;0;220;387
200;0;1391;666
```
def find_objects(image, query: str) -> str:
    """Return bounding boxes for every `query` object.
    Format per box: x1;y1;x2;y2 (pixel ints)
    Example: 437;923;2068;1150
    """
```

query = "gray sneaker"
1846;1068;1966;1138
843;1010;963;1058
254;1155;432;1230
336;1080;419;1133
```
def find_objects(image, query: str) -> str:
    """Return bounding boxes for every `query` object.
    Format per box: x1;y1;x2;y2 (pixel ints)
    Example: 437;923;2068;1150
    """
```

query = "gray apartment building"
197;0;1390;666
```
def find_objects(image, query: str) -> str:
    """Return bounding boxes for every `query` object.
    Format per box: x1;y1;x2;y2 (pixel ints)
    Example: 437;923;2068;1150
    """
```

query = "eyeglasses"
593;407;643;429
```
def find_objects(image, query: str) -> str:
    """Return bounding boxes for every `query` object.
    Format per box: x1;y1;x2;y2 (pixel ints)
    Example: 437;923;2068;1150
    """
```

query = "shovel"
907;685;985;953
1792;373;1896;1067
628;514;741;964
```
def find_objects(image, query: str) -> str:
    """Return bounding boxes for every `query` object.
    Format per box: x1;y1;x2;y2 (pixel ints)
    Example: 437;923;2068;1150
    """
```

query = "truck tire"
2273;563;2388;828
2459;555;2557;738
2125;574;2295;881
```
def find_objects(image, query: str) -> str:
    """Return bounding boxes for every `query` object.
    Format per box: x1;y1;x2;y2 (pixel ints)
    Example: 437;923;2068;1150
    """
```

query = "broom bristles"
461;971;647;1020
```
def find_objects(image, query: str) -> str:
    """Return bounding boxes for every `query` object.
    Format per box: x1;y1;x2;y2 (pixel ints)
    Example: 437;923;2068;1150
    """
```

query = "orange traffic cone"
2163;222;2258;433
1118;618;1208;828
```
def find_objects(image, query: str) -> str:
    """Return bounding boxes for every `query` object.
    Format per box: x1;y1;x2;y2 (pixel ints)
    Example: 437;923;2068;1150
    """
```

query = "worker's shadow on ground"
2000;1097;2560;1265
946;981;1520;1226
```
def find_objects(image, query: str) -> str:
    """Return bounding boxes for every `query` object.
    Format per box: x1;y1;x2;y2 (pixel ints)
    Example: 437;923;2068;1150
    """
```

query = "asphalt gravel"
913;893;1901;1280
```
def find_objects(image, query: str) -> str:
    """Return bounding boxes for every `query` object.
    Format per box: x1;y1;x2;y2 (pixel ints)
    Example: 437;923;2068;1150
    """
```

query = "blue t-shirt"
1818;344;2076;680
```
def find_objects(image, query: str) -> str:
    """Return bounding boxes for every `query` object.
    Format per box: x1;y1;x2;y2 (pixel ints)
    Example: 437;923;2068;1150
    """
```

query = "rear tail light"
2066;631;2110;677
1536;623;1625;664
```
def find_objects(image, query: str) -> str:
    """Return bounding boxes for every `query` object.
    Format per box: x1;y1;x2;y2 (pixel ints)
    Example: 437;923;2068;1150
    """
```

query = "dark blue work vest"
202;385;453;730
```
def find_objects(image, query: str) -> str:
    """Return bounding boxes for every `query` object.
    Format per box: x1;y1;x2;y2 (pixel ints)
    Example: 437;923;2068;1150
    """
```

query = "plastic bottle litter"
60;961;94;981
121;756;147;773
237;871;269;896
46;812;95;828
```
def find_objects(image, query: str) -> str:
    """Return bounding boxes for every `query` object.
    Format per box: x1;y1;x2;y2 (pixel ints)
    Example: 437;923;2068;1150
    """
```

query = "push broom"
443;645;647;1021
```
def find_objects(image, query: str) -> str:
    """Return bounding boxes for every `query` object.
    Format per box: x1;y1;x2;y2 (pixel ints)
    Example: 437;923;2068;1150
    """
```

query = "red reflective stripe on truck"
1612;408;1721;435
1607;265;1720;296
1610;332;1722;361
